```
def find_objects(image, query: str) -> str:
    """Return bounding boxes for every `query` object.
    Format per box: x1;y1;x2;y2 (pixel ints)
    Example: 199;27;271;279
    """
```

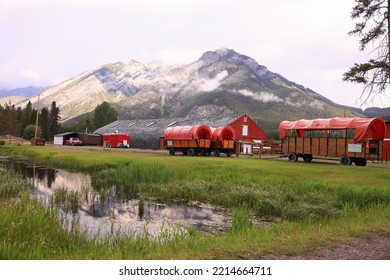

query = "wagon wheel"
354;158;367;166
187;148;195;156
303;154;313;163
340;156;352;166
288;153;298;162
169;149;175;156
213;150;220;157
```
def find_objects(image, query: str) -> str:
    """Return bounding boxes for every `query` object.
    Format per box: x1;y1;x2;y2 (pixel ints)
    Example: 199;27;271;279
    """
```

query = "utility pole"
34;94;40;138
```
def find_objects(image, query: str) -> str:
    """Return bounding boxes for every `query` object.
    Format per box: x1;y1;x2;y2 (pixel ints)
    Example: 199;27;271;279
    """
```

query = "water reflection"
0;156;229;238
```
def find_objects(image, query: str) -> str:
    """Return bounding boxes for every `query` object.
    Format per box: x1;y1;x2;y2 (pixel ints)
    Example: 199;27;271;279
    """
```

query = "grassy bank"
1;144;390;259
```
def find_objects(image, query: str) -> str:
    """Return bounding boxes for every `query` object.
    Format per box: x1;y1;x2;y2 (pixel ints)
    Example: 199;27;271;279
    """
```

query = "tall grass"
230;205;253;234
2;144;390;222
0;167;30;199
1;165;390;259
1;144;390;259
52;187;80;215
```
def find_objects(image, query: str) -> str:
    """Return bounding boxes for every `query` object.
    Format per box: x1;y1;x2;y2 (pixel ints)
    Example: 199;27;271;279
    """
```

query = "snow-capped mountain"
17;48;363;128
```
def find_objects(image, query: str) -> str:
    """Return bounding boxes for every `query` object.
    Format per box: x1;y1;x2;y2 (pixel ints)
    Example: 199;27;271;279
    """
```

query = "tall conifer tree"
343;0;390;104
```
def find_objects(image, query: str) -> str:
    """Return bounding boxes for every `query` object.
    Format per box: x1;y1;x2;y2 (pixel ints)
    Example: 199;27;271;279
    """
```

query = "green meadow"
1;144;390;259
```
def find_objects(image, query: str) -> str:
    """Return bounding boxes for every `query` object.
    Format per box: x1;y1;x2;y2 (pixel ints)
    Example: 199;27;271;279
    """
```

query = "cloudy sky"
1;0;389;108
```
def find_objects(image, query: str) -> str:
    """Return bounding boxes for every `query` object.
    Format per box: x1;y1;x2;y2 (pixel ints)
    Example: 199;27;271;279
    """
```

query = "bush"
23;124;40;140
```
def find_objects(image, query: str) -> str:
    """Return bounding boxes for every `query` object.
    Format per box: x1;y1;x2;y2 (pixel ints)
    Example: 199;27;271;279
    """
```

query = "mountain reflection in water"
0;157;229;238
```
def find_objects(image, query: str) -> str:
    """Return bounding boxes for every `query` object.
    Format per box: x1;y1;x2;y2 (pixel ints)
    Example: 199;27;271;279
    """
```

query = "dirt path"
263;233;390;260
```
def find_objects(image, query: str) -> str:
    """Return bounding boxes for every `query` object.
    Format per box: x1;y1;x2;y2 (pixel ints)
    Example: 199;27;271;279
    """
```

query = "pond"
0;156;231;239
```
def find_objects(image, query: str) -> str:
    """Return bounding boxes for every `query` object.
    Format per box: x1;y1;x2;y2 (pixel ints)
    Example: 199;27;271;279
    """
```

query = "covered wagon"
279;117;386;166
163;125;212;156
210;126;236;157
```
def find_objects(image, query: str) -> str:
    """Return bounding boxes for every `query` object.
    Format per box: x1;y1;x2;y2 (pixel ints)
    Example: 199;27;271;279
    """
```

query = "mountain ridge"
12;48;374;130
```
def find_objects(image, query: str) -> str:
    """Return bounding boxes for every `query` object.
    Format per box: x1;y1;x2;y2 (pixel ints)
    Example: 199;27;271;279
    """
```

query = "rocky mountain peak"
13;47;363;126
199;47;268;76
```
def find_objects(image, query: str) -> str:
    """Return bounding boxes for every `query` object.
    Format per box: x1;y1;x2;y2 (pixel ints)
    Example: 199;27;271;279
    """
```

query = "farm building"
94;114;268;150
53;132;103;146
78;133;103;146
229;114;268;141
53;132;79;145
384;121;390;162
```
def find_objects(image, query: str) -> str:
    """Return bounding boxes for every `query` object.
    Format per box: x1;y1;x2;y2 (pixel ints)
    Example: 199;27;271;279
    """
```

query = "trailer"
279;117;386;166
163;125;212;156
103;133;130;148
210;126;236;157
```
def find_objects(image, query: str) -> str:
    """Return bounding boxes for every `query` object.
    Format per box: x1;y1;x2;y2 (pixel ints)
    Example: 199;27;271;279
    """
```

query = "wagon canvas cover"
210;126;236;141
279;117;386;143
163;125;212;140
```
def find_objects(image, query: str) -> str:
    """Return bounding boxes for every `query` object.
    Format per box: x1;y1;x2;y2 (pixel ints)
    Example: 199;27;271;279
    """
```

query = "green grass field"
1;143;390;259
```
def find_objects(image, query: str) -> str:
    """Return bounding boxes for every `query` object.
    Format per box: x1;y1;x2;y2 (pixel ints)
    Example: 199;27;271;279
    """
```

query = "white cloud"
237;89;325;109
238;89;283;103
198;70;228;92
153;48;203;65
18;69;42;81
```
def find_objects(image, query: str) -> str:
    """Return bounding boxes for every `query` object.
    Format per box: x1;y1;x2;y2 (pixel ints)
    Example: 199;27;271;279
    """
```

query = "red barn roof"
163;125;212;140
279;117;386;143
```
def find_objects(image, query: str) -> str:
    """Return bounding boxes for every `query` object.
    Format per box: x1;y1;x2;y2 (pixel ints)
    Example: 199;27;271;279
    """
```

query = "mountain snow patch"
238;89;283;103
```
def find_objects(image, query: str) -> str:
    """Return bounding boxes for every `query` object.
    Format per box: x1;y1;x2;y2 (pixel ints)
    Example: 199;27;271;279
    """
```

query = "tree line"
61;101;119;134
0;101;61;140
0;100;119;141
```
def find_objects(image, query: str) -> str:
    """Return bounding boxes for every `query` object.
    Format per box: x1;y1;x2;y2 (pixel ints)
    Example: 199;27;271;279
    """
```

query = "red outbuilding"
227;114;267;142
384;121;390;162
103;133;130;148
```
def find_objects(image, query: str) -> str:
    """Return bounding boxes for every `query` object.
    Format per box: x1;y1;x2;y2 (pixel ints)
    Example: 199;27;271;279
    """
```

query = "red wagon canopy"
163;125;212;140
279;117;386;143
210;126;236;141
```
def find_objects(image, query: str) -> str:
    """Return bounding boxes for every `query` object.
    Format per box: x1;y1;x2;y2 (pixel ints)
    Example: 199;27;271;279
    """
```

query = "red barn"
227;114;267;142
384;121;390;162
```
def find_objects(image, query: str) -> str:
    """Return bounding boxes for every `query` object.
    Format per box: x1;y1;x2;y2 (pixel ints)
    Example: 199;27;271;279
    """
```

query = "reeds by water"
2;144;390;259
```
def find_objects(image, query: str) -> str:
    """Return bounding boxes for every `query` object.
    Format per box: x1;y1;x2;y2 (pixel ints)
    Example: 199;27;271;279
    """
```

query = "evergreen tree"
16;106;23;135
21;101;34;133
343;0;390;104
1;102;19;135
93;102;118;129
49;101;61;137
40;107;51;140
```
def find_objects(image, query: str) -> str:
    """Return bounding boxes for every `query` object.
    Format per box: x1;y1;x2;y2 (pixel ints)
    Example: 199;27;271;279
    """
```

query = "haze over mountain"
0;86;46;106
15;48;366;130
